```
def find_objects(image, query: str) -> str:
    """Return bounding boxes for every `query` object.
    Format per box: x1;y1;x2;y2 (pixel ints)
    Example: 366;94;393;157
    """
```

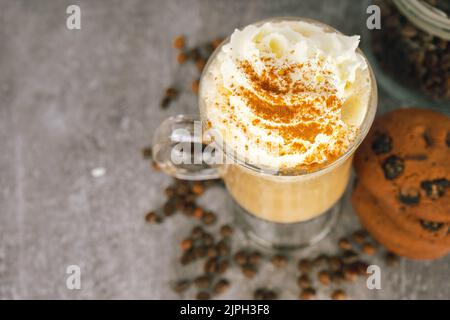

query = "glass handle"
152;114;221;180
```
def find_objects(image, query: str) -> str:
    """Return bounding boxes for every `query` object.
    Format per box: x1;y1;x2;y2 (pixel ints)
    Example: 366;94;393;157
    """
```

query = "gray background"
0;0;448;300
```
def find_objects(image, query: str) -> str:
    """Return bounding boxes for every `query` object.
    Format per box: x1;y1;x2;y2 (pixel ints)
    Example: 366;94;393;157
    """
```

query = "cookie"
354;108;450;222
351;183;450;260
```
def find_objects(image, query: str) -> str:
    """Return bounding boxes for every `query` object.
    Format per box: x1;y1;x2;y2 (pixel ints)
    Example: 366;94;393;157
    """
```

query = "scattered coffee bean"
299;288;316;300
248;251;263;265
180;250;195;266
317;270;331;286
180;238;193;251
204;258;218;274
194;275;211;289
191;79;200;94
329;256;343;271
351;230;367;244
191;182;204;195
193;207;204;219
218;260;230;274
271;254;288;268
195;58;206;72
385;251;400;267
193;246;207;259
213;279;230;295
343;265;358;282
338;237;352;250
173;279;190;293
206;246;218;258
331;289;347;300
163;201;176;216
313;254;329;267
297;258;311;273
202;233;214;246
145;211;161;224
202;211;217;225
216;240;230;256
141;147;153;160
362;242;376;256
196;291;211;300
191;226;204;239
254;288;277;300
220;225;234;238
297;274;311;289
172;35;185;49
234;250;248;266
177;52;188;64
342;250;359;264
331;271;345;284
241;264;257;278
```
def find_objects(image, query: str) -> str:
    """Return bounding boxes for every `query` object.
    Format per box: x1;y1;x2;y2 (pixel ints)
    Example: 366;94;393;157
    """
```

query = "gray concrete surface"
0;0;448;299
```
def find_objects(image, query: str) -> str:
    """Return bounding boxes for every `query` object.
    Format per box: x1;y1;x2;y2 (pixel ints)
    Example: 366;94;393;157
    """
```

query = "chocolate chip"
398;186;421;205
422;129;433;147
420;178;449;199
382;155;404;180
420;220;444;232
371;133;392;154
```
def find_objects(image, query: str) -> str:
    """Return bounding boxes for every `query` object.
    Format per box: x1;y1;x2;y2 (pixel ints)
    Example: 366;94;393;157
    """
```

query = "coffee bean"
338;237;352;250
297;274;311;289
194;275;211;289
145;211;161;224
254;288;277;300
297;258;311;273
271;254;288;268
204;258;218;274
248;251;262;265
220;225;234;237
362;243;376;256
191;182;204;195
191;79;200;94
331;271;345;284
202;211;217;225
331;289;347;300
193;207;204;219
234;251;248;266
299;288;316;300
163;201;176;216
177;52;188;64
351;230;367;244
180;238;193;251
382;156;404;180
216;240;230;256
191;226;204;239
420;220;444;232
218;260;229;274
329;256;343;271
173;279;190;293
193;246;207;259
342;250;359;264
180;250;195;265
343;265;358;282
202;233;214;246
385;252;400;267
206;246;218;258
317;270;331;285
196;291;210;300
141;147;153;160
371;133;392;154
213;279;230;295
241;264;257;278
160;96;171;109
313;254;329;267
172;35;185;49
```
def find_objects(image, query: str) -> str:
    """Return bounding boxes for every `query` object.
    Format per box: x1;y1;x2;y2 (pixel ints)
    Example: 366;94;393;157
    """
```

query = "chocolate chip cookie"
351;183;450;260
354;108;450;222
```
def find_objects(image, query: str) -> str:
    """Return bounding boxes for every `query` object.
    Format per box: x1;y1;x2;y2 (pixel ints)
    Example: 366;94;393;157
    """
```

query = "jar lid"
394;0;450;40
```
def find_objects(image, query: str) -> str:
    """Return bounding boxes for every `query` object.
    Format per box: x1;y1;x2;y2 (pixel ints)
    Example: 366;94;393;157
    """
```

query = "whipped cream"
200;20;371;172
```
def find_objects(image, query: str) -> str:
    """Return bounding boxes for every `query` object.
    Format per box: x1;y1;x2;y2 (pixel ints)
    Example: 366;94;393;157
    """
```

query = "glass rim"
394;0;450;40
198;16;378;178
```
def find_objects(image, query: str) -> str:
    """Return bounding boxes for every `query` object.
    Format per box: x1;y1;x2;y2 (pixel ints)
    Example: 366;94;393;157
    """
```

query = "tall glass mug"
153;17;378;249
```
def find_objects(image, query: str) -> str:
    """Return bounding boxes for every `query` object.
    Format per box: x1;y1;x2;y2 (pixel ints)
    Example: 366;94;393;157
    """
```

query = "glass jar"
365;0;450;113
